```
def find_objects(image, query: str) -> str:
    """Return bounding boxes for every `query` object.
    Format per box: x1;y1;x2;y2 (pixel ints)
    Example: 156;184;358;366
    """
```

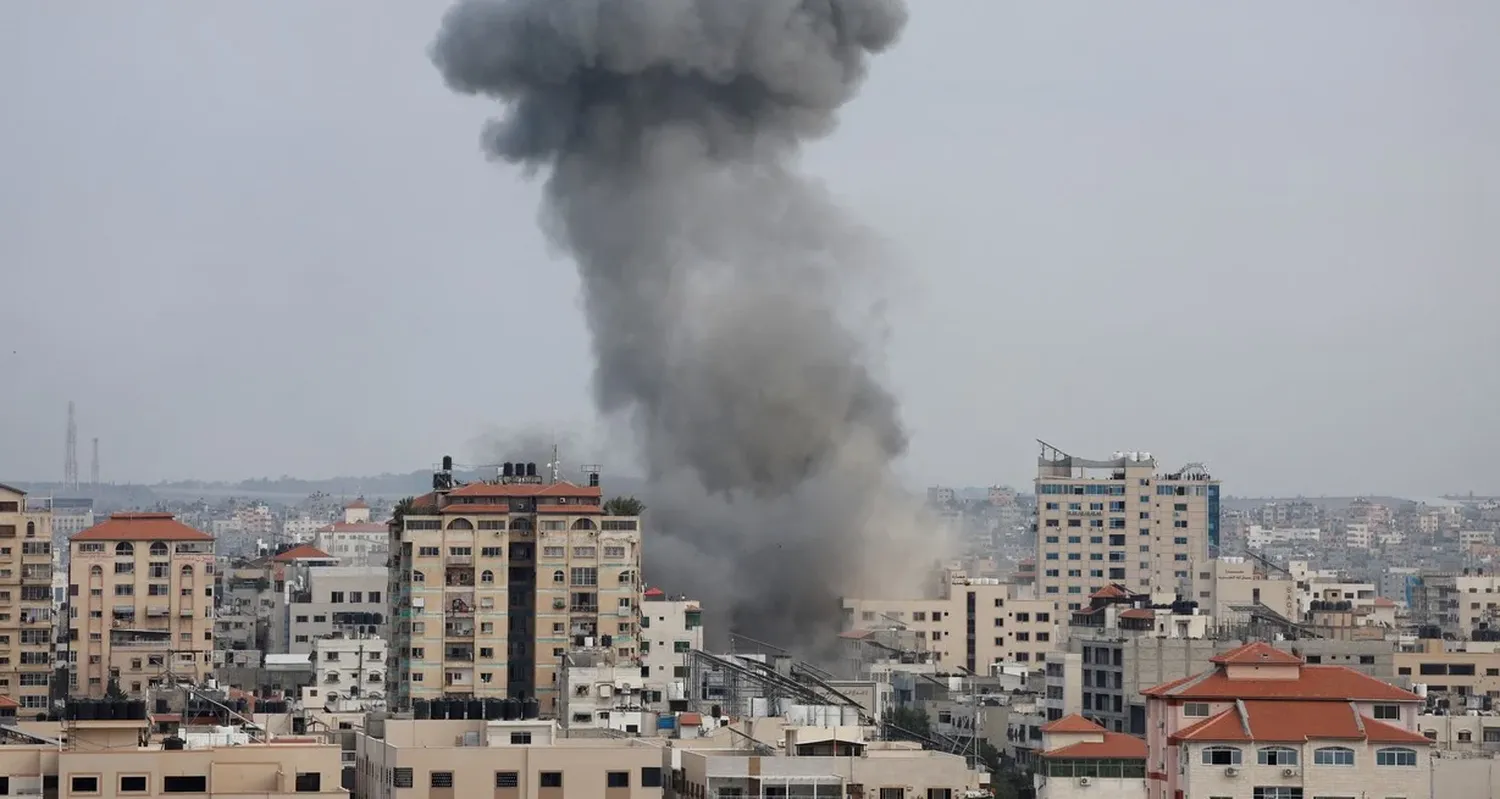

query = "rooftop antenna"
549;443;560;483
91;437;100;487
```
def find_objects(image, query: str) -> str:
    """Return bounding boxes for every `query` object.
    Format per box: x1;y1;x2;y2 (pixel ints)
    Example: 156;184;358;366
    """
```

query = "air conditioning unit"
1282;768;1300;777
1224;767;1240;777
1076;776;1092;787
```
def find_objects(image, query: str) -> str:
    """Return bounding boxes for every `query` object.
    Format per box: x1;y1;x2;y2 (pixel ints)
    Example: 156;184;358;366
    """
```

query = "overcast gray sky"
2;1;1495;496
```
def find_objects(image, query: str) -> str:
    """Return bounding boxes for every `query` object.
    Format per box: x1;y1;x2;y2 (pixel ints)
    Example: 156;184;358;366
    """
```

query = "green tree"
105;676;127;701
880;705;932;742
604;496;646;516
391;496;416;528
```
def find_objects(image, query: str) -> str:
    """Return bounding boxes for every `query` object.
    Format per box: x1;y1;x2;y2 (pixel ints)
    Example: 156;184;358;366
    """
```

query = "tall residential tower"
389;459;643;716
1034;442;1220;611
0;483;57;713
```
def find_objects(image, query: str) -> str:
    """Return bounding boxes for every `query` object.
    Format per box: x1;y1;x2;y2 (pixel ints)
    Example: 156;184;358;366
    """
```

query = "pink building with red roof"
1036;714;1148;799
1143;641;1432;799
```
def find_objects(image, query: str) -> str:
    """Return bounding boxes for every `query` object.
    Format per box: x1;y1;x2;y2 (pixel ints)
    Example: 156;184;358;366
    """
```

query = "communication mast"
91;437;100;487
64;401;79;492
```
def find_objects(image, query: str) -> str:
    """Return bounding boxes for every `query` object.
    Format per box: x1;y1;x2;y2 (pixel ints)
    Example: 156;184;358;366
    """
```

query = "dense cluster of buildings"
1;440;1499;798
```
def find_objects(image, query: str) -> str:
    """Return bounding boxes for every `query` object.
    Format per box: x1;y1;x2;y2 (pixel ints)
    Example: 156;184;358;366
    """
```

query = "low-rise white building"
640;588;703;701
307;633;387;712
558;648;661;734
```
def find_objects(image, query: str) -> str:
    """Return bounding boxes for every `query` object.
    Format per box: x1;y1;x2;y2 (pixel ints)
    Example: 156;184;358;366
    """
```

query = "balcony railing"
570;604;600;614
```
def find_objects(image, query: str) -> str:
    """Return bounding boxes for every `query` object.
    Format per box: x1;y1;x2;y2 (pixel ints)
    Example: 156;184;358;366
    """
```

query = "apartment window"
495;772;520;788
1313;746;1354;766
330;592;345;603
1373;704;1401;720
163;776;208;793
1200;746;1241;766
1257;747;1298;766
641;767;663;788
1375;747;1417;767
369;591;381;603
392;769;414;788
1250;790;1301;799
295;773;321;792
71;777;100;794
349;592;363;603
1184;703;1210;717
573;546;596;558
607;772;630;788
1037;613;1049;622
928;789;953;799
510;731;531;744
119;776;148;793
539;772;563;788
1015;613;1030;622
429;771;454;788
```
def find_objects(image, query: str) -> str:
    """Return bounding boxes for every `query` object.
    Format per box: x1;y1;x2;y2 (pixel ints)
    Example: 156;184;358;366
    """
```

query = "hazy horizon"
3;2;1495;498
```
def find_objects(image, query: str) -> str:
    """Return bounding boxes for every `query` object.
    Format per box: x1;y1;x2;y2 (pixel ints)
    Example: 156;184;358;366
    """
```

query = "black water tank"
501;699;518;721
430;699;447;720
467;700;483;720
442;455;454;471
128;700;147;720
526;462;537;477
109;699;126;720
484;698;501;720
449;699;464;720
79;699;98;720
163;736;186;751
412;699;429;720
503;462;514;477
522;698;540;720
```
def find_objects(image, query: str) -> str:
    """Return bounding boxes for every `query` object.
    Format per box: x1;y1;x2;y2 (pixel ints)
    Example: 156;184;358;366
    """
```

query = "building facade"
0;483;57;713
1035;446;1220;609
639;589;703;700
390;465;643;714
67;513;215;697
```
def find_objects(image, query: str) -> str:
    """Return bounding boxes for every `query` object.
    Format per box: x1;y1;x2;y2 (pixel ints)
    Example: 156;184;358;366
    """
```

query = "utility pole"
90;437;100;487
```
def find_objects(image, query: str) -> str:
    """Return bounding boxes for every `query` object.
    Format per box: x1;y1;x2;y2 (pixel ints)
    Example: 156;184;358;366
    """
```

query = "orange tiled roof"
73;513;213;542
345;498;369;509
1373;597;1397;608
271;544;335;563
1042;714;1106;734
1043;731;1148;760
1119;608;1155;620
449;481;602;499
1172;700;1432;745
1091;584;1130;600
1143;664;1419;702
0;694;19;709
1210;642;1304;666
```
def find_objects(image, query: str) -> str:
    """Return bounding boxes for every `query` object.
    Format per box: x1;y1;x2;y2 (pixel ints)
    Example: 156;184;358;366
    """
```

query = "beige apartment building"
841;572;1061;673
0;701;346;799
68;513;216;697
357;717;666;799
392;463;643;714
1394;638;1500;696
0;483;58;714
1034;445;1220;610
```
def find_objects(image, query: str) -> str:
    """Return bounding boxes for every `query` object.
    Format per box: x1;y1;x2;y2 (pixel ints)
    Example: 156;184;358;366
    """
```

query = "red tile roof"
1043;731;1148;760
1211;642;1304;666
449;481;601;499
1091;584;1130;600
1119;608;1155;620
1172;700;1432;745
679;712;703;726
437;504;513;514
1042;714;1105;734
73;513;214;542
1143;664;1419;702
271;544;335;563
0;694;18;709
643;587;665;598
1374;597;1397;608
345;498;369;509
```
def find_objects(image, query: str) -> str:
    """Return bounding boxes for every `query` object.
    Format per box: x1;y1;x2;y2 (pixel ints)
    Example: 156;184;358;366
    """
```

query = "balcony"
146;605;170;618
444;648;475;662
570;603;600;615
446;554;473;566
446;594;475;617
445;623;474;638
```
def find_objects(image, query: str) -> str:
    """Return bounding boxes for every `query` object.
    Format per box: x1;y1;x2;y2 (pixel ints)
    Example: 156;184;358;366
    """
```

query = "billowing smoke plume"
433;0;947;652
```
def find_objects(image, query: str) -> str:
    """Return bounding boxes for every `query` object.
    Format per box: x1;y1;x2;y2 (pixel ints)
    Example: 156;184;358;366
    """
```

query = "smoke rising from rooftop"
433;0;942;649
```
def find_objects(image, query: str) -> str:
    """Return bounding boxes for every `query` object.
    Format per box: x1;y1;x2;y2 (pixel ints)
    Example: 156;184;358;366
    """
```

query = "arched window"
619;570;635;585
180;565;194;578
90;565;103;577
25;522;35;538
114;542;134;556
1375;747;1418;767
411;571;425;583
1257;747;1298;766
447;518;474;530
481;570;495;584
1458;730;1473;742
149;542;168;557
1200;746;1242;766
1313;746;1354;766
571;518;596;530
552;570;565;583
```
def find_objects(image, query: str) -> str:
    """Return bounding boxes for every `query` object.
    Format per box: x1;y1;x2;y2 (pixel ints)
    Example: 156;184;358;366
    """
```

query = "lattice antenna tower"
64;401;79;491
91;437;100;486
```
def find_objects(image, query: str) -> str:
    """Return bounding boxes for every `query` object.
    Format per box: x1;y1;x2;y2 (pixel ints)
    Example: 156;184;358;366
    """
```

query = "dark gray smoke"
433;0;942;652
